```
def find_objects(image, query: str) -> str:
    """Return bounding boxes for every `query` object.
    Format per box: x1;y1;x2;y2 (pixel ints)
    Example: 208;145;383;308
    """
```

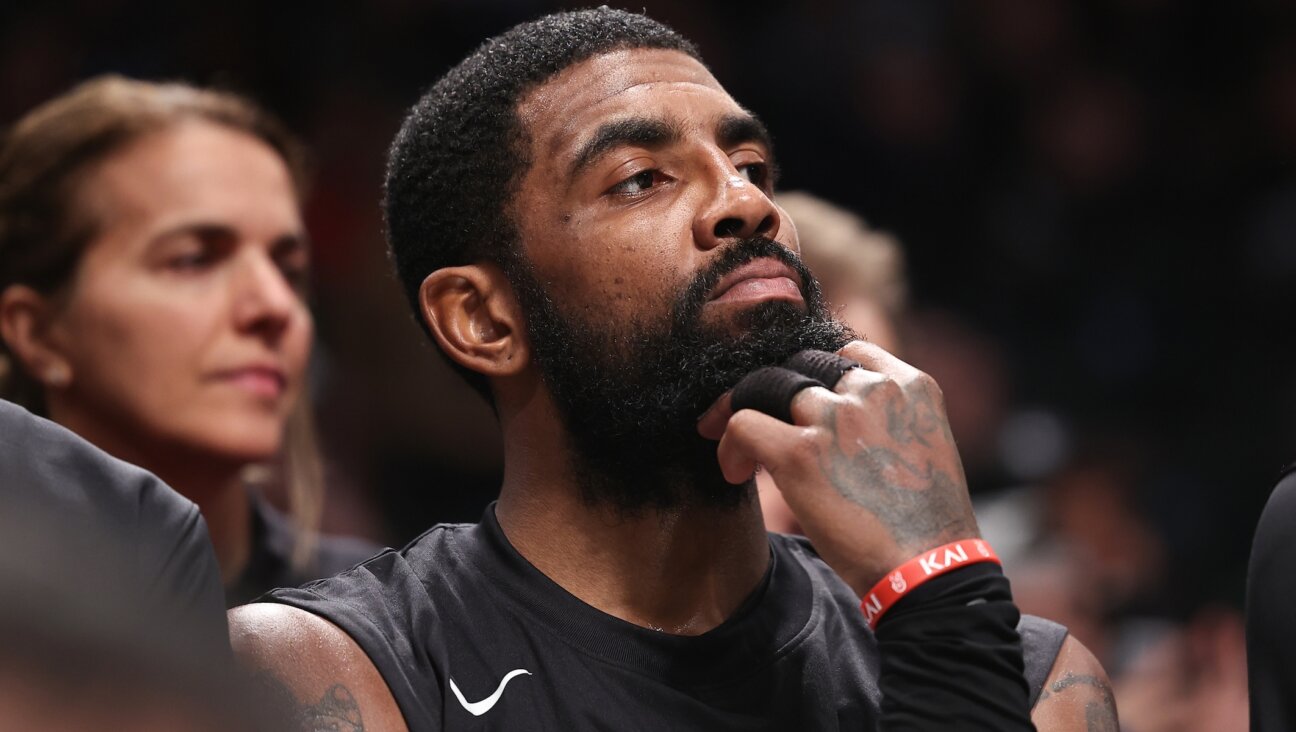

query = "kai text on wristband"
860;539;1001;629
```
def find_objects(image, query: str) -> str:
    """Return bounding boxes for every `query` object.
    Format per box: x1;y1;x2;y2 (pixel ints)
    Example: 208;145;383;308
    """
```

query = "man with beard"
229;8;1113;731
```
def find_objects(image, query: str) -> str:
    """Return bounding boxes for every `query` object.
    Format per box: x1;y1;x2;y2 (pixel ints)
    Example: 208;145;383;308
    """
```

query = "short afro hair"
383;7;701;400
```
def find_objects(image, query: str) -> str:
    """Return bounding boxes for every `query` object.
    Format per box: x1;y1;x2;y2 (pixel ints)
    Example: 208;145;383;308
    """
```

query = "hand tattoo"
818;386;975;550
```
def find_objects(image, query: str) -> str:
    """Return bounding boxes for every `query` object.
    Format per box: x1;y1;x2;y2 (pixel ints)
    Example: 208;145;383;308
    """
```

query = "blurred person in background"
0;399;277;731
0;396;227;665
758;191;906;535
1246;464;1296;731
774;192;907;355
0;75;376;606
994;446;1249;732
0;487;283;725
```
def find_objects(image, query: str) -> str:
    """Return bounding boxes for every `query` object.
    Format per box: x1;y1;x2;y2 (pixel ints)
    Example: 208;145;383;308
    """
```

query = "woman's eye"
609;169;663;196
277;261;310;292
166;249;215;271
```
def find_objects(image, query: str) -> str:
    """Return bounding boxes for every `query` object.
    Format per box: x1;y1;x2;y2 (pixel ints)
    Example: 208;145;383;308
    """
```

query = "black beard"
506;236;853;517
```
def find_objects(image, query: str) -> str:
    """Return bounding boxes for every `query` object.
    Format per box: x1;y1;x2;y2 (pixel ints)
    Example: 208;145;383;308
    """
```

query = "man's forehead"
517;48;742;156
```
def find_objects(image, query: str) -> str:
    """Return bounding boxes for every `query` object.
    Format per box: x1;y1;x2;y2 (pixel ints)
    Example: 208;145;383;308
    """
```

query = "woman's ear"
418;263;528;378
0;285;73;388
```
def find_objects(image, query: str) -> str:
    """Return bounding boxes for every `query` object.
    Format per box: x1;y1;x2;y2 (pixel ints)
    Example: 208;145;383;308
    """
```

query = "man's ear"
419;263;528;378
0;285;73;388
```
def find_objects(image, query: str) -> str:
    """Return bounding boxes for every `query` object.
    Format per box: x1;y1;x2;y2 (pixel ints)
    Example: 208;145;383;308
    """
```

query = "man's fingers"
785;382;847;428
697;392;733;441
714;408;800;484
783;350;861;390
839;340;923;381
729;366;824;424
697;350;866;440
715;384;846;484
699;340;913;443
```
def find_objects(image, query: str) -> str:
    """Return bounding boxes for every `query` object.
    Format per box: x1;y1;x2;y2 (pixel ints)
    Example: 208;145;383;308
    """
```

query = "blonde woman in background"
0;76;376;606
761;191;908;534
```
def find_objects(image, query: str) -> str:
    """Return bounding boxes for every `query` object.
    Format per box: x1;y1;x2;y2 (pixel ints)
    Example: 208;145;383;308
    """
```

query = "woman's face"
46;120;312;465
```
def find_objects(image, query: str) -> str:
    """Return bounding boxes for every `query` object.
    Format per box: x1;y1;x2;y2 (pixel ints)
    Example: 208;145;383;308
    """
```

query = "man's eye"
609;170;663;196
737;162;769;188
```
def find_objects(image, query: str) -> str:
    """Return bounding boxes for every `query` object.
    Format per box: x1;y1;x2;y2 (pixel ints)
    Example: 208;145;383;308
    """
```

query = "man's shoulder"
288;520;478;591
767;530;831;578
229;603;410;731
241;521;487;731
258;520;481;647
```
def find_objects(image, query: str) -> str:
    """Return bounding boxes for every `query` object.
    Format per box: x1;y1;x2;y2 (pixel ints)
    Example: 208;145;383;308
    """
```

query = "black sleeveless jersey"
267;506;1067;731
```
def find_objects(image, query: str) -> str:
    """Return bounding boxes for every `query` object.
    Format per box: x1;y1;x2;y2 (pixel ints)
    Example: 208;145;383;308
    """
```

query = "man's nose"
693;171;780;250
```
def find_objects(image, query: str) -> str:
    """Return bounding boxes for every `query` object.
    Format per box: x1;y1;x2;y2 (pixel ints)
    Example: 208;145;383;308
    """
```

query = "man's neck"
496;458;769;636
492;372;771;635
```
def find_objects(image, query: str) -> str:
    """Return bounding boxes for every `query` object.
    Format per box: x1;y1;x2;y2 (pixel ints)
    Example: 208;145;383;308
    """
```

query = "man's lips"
706;257;805;305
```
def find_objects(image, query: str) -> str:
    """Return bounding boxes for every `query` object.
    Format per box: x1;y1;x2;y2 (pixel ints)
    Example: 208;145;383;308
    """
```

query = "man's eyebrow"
717;114;775;156
568;117;682;179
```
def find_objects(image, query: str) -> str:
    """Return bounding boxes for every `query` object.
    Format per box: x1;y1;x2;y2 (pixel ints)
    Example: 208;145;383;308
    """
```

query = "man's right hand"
697;340;981;596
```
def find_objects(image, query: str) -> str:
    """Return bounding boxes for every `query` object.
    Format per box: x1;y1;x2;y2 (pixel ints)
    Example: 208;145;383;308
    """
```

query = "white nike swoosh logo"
449;669;532;716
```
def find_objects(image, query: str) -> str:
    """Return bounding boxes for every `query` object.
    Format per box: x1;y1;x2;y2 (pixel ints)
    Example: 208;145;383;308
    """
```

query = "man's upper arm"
1030;635;1118;732
229;603;409;732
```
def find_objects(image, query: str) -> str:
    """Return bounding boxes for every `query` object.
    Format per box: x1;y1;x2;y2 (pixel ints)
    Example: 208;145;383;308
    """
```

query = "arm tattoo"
1037;673;1118;732
1085;700;1118;732
298;684;365;732
1049;673;1113;701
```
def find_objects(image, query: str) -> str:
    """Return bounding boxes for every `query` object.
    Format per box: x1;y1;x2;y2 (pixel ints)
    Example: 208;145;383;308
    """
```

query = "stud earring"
44;365;70;388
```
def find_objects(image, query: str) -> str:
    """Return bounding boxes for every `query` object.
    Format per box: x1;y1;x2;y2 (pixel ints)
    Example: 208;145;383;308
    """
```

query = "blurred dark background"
2;3;1290;721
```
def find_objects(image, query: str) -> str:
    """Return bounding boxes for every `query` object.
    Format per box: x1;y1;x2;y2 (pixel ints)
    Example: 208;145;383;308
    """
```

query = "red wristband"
859;539;1001;629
